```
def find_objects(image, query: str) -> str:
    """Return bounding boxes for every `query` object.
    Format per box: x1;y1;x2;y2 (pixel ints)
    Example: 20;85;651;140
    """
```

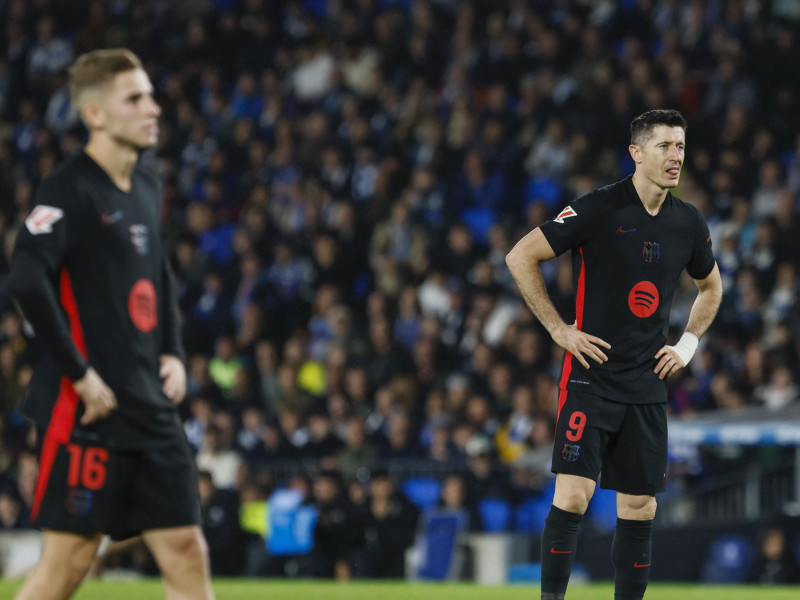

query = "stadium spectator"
310;470;361;579
196;423;243;490
198;470;245;576
357;470;419;578
746;528;800;584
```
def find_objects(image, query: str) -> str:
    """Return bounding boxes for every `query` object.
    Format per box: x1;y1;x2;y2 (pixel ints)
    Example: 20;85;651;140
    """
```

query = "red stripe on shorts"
31;270;87;522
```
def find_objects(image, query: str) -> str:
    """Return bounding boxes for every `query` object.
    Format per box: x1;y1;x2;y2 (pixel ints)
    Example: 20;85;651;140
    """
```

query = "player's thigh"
39;529;104;571
142;524;208;569
551;389;626;482
601;402;668;495
122;436;201;538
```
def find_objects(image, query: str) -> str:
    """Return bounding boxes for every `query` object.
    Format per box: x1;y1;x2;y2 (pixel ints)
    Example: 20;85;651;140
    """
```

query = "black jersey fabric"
539;176;715;404
7;150;184;449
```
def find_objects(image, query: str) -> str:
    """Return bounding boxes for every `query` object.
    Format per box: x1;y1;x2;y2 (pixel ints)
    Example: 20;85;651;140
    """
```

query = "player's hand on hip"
160;354;187;404
73;367;117;425
552;322;611;369
654;345;684;380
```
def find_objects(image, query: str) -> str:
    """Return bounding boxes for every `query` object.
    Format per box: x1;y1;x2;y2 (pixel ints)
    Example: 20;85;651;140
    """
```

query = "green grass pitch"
2;580;799;599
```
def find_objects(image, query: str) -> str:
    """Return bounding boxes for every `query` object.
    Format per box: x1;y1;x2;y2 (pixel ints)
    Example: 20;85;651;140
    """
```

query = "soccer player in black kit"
507;110;723;600
7;49;215;599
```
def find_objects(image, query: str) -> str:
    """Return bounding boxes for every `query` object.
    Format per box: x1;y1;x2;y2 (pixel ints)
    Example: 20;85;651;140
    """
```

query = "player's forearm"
160;257;185;361
684;282;722;340
506;253;567;337
8;252;88;381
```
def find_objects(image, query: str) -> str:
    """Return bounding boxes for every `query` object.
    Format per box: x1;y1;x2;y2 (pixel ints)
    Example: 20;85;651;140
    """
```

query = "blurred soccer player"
8;49;214;600
507;109;722;600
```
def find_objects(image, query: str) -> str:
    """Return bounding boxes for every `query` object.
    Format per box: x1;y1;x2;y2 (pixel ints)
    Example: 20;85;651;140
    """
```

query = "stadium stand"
0;0;799;580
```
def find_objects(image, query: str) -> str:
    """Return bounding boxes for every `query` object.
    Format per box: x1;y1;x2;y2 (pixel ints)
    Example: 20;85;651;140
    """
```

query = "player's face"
632;125;686;190
100;68;161;150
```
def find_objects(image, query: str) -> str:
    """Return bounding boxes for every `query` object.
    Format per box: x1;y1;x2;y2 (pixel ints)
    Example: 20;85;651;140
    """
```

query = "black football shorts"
33;428;201;540
551;389;668;495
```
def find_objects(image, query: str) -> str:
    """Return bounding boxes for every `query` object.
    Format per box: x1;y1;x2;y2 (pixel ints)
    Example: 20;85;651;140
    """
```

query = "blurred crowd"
0;0;800;578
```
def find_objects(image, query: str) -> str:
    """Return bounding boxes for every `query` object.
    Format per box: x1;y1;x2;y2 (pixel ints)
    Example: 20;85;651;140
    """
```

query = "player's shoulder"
34;152;92;208
667;191;706;225
566;177;627;215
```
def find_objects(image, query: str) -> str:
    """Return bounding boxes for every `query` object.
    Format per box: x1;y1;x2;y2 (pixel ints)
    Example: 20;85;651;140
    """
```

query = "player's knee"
555;487;593;514
618;494;656;520
169;529;209;569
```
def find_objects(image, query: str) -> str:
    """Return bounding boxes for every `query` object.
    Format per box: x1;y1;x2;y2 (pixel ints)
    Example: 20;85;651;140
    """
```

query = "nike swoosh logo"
101;210;124;225
634;562;651;568
616;226;637;235
550;548;573;554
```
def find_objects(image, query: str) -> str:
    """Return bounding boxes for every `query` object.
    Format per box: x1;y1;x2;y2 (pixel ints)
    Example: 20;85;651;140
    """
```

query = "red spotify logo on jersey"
128;279;157;332
628;281;659;318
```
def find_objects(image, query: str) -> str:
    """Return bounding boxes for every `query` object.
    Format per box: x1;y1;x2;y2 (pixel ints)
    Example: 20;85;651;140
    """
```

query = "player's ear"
629;144;641;164
79;93;107;131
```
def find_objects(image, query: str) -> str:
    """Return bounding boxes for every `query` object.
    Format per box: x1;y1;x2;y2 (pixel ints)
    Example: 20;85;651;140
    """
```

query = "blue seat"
588;487;617;532
460;207;496;246
514;496;552;534
700;535;755;583
401;477;442;511
416;509;467;580
524;177;563;210
478;497;513;532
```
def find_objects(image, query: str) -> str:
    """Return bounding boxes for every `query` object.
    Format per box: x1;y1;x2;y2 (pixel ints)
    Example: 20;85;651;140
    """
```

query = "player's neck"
84;136;139;193
631;173;668;216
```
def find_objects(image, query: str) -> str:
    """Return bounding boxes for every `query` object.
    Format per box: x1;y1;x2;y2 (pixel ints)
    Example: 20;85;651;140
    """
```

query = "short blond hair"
68;48;142;107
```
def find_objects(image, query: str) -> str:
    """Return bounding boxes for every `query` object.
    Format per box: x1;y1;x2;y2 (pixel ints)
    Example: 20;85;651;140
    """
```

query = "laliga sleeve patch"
554;205;577;224
128;279;158;332
25;205;65;235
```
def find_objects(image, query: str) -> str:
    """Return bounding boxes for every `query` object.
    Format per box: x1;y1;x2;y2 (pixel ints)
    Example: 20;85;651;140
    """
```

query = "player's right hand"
551;322;611;369
73;367;118;425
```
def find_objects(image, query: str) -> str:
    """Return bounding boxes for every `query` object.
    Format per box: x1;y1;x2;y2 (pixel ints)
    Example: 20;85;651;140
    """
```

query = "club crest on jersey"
642;241;660;262
130;224;149;255
25;205;64;235
554;205;577;224
66;489;94;517
562;444;580;462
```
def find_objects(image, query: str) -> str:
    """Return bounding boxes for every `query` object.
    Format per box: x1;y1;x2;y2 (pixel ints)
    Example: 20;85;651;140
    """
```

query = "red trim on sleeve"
30;270;87;522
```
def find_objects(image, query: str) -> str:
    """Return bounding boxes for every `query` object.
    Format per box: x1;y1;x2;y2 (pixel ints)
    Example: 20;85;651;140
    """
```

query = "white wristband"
669;332;698;367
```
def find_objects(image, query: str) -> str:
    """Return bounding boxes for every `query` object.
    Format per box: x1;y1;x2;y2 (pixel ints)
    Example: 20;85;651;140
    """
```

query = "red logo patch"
128;279;157;332
628;281;659;318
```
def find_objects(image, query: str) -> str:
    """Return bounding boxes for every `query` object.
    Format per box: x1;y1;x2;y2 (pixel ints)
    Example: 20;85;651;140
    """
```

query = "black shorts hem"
109;515;201;542
599;478;665;496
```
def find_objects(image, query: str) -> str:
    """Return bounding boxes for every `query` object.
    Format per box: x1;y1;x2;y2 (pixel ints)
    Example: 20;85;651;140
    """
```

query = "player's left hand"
653;346;685;380
159;354;186;404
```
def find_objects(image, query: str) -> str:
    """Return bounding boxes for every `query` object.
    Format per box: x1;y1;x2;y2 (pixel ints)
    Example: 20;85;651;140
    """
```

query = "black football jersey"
8;150;184;448
539;176;715;404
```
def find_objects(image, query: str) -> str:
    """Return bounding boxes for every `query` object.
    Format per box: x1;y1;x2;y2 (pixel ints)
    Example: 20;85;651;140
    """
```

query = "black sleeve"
160;256;185;361
686;207;715;280
8;252;88;381
538;191;604;256
7;182;88;381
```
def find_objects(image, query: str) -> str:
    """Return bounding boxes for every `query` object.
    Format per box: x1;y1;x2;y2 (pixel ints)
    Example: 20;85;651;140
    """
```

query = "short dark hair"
630;109;687;146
